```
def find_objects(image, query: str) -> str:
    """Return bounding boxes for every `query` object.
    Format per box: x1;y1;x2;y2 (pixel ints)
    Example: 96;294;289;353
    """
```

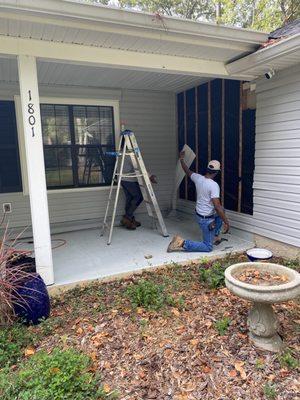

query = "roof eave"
226;34;300;76
0;0;268;46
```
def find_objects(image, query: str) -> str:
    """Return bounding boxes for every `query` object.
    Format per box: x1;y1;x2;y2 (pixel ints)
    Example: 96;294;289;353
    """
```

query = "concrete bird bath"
225;262;300;352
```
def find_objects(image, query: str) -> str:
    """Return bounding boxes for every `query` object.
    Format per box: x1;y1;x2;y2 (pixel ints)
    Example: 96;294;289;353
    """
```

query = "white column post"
17;55;54;285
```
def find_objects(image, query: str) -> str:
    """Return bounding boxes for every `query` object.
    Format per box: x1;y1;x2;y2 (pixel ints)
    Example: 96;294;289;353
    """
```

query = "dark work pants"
121;181;143;219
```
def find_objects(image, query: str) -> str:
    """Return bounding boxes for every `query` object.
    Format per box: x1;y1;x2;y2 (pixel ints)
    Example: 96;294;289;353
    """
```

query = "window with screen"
0;101;22;193
41;104;116;189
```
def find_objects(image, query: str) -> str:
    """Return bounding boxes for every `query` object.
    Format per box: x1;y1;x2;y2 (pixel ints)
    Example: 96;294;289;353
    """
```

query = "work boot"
167;235;184;252
132;217;141;227
121;216;136;230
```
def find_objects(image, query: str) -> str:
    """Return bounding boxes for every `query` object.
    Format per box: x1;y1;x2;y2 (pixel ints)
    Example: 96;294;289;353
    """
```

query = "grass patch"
0;348;118;400
263;383;276;399
0;324;36;368
215;317;230;335
278;349;299;369
255;358;265;370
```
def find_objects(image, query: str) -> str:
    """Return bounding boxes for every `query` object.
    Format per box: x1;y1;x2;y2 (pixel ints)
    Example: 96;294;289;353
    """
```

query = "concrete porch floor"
48;212;253;287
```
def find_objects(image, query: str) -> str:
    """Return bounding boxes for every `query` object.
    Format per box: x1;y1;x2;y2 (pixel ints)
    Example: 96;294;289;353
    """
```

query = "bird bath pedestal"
225;262;300;352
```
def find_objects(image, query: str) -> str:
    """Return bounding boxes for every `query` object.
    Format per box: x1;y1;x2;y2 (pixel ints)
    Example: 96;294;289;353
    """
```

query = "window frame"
15;96;120;195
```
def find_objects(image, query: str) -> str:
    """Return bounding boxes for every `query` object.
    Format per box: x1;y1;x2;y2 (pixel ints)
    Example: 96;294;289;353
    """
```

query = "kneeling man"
168;152;229;252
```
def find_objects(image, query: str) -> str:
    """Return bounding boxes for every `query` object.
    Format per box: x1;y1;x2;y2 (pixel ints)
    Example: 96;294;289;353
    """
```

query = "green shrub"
283;258;300;272
0;348;118;400
278;349;299;369
263;383;276;399
215;317;230;335
199;261;225;289
0;324;35;368
125;279;172;310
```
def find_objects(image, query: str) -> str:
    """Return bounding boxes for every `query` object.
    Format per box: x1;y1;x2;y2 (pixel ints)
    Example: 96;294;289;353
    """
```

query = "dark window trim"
0;100;23;194
41;103;116;190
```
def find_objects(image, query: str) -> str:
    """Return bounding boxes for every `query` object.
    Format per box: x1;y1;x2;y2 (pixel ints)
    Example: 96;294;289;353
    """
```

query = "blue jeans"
121;181;143;218
214;215;223;237
183;215;214;252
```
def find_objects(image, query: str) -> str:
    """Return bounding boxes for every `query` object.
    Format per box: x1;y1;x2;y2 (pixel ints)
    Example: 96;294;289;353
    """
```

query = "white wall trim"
14;95;120;196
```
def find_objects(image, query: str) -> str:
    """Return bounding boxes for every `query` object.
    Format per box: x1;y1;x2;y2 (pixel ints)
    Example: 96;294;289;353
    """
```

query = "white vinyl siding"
252;63;300;248
0;87;175;233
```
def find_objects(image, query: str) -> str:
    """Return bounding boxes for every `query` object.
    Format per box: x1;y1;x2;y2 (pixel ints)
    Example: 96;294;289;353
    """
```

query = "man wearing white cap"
167;152;230;252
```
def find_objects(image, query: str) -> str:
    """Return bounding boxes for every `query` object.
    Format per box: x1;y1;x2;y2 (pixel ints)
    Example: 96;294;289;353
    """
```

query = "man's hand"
179;151;185;160
150;175;157;184
223;222;230;234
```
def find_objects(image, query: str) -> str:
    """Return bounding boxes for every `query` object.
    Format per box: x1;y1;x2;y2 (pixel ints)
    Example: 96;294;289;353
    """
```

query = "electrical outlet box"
3;203;12;213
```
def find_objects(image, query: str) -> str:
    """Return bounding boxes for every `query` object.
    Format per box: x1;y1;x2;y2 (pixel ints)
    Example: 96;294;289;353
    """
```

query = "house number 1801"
28;90;35;137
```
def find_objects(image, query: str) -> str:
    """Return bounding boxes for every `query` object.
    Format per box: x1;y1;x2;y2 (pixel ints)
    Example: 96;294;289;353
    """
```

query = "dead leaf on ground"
171;308;180;317
24;347;35;357
234;361;247;380
229;369;237;378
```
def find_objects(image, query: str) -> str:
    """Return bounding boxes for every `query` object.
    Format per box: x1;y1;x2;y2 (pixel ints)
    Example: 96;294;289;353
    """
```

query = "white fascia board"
226;34;300;76
0;0;267;48
0;36;231;78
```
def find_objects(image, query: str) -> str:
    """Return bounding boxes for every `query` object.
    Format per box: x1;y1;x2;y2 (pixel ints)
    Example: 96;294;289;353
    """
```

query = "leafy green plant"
278;349;299;369
125;279;173;310
0;324;35;368
283;258;300;272
215;317;230;335
199;261;225;289
263;383;276;399
0;348;118;400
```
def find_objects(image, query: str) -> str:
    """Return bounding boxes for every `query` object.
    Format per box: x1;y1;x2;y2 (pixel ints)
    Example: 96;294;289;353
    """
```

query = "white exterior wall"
0;85;176;233
253;63;300;248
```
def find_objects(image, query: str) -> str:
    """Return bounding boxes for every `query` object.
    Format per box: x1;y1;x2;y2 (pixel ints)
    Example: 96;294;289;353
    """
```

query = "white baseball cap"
207;160;221;171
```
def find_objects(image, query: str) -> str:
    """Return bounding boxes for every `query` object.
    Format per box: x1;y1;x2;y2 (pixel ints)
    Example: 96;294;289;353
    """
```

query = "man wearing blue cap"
167;152;230;252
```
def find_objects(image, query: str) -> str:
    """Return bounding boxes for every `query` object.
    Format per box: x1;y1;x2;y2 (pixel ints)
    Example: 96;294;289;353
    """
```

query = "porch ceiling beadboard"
0;58;209;92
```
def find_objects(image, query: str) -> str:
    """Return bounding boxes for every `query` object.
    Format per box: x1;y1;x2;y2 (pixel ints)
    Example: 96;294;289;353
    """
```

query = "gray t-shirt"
191;173;220;216
122;156;137;182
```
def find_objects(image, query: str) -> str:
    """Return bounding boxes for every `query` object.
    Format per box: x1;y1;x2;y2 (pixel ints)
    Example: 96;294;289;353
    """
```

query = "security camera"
265;69;275;79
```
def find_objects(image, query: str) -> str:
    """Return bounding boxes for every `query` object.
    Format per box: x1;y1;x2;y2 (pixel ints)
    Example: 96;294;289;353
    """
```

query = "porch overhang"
0;0;268;83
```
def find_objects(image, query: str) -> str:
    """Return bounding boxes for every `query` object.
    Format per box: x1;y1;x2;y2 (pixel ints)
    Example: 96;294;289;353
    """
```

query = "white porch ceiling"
0;58;208;92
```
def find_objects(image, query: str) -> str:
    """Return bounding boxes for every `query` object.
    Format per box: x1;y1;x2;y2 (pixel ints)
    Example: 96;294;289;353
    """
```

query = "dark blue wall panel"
177;79;255;215
210;79;222;188
241;109;255;215
197;83;208;175
186;88;196;201
224;80;240;211
177;92;185;199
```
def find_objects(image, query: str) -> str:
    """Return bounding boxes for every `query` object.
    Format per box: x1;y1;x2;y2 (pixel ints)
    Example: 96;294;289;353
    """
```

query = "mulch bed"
30;254;299;400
